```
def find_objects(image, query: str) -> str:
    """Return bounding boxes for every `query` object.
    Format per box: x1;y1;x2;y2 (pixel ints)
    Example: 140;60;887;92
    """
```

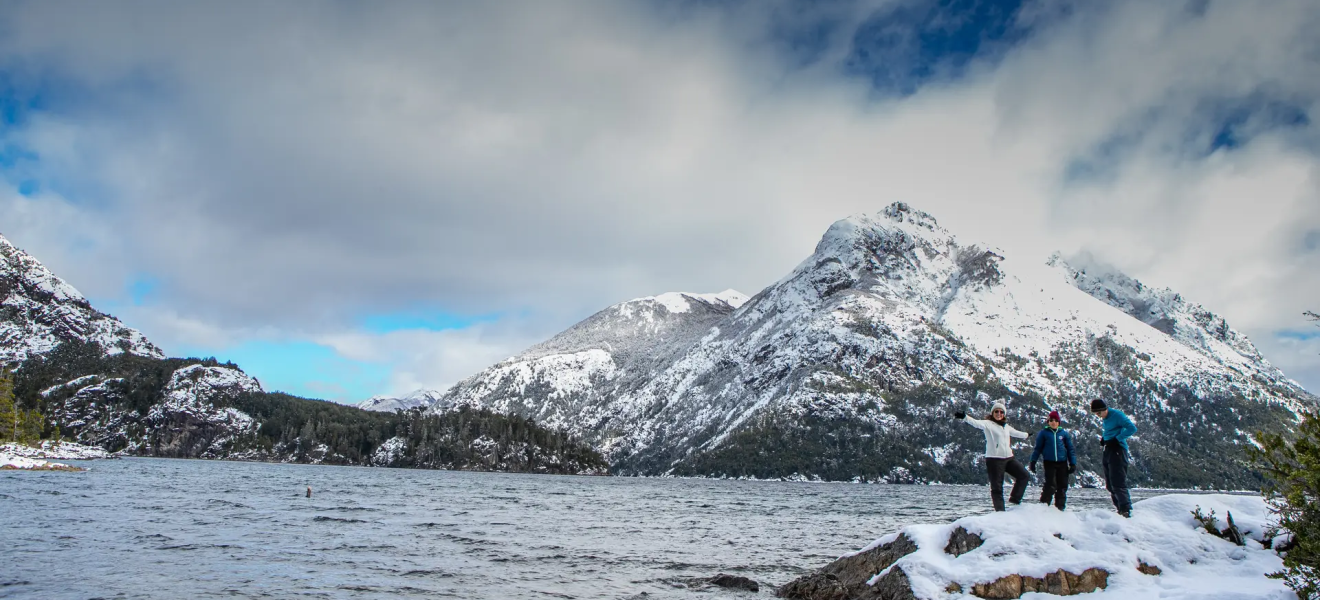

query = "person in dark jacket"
1091;399;1137;517
1029;410;1076;510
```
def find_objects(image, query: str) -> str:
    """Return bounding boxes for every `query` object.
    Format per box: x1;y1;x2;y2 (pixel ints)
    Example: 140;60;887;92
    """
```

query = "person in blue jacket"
1029;410;1076;510
1091;399;1138;517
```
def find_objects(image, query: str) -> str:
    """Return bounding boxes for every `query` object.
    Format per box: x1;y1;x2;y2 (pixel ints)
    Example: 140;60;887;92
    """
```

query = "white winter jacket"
962;416;1029;459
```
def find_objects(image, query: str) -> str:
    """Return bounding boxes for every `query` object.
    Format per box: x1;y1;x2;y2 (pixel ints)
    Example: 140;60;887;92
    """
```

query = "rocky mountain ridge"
420;203;1313;487
1;234;162;364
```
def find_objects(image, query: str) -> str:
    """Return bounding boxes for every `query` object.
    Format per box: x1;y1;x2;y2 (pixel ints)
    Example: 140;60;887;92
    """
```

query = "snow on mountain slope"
0;233;163;363
358;388;445;412
438;290;745;435
441;203;1312;485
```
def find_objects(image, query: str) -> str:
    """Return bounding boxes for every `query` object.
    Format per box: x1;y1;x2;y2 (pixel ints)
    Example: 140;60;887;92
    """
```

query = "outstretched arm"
962;416;989;431
1007;425;1029;440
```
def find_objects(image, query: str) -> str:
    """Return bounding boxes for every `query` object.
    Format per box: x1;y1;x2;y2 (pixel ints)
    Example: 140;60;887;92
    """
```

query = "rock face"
0;233;163;364
969;569;1108;599
419;203;1314;487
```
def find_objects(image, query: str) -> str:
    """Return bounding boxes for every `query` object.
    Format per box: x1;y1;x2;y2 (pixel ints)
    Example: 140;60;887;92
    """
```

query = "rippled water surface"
2;458;1168;599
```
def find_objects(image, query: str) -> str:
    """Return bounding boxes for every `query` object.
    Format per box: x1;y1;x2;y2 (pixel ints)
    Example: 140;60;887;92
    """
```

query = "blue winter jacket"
1102;408;1138;453
1030;428;1076;465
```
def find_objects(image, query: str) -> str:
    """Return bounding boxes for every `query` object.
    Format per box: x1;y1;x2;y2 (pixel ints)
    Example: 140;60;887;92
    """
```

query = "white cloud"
0;0;1316;394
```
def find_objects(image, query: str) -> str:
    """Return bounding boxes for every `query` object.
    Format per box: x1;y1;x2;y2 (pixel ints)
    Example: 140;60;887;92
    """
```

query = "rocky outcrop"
778;534;919;599
780;516;1111;600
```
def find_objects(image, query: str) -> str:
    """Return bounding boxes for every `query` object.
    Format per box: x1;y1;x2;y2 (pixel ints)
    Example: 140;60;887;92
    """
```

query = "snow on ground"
1;441;109;460
863;493;1290;599
0;450;76;470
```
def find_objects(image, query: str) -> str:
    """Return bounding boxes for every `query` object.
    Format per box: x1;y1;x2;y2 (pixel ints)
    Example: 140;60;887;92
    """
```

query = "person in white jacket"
955;399;1030;511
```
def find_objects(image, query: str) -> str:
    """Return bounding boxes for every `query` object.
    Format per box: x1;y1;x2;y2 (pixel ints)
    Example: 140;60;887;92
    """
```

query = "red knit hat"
1048;410;1062;422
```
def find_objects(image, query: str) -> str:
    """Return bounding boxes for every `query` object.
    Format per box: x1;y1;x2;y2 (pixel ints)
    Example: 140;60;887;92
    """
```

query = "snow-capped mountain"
1;233;163;364
358;388;446;412
431;203;1313;487
437;289;748;439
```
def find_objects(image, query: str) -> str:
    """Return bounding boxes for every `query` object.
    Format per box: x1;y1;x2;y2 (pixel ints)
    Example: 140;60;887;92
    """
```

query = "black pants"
985;457;1029;511
1038;460;1069;510
1102;445;1132;513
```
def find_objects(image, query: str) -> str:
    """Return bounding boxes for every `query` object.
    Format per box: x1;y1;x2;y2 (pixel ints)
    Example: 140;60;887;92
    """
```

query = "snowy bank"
1;440;110;460
780;494;1291;600
1;452;81;470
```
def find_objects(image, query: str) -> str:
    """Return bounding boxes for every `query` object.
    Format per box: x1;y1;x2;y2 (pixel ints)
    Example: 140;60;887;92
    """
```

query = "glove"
1029;461;1037;473
1068;464;1076;474
954;410;966;420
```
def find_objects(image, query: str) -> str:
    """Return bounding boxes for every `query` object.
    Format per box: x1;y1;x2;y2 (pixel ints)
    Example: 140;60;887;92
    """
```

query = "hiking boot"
1119;509;1131;518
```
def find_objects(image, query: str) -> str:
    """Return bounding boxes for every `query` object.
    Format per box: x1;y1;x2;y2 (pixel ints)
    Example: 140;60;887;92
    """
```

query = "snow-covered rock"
0;449;80;470
434;202;1315;484
781;493;1290;600
0;233;163;364
370;435;408;465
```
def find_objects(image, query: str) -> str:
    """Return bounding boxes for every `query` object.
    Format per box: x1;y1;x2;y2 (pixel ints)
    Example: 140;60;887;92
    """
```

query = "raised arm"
1007;424;1029;439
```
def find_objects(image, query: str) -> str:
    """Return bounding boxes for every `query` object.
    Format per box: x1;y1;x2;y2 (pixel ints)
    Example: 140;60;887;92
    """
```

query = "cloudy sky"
1;0;1317;401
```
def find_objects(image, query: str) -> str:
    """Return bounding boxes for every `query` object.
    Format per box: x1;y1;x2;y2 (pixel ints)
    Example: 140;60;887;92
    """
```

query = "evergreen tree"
1251;411;1320;599
0;369;16;443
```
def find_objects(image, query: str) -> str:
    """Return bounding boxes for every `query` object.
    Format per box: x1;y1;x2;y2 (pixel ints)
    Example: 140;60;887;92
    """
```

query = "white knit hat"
991;399;1007;413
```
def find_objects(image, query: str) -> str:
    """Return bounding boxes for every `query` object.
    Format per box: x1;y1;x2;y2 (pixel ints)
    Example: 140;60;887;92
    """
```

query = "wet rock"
710;574;759;593
969;568;1109;599
1137;562;1162;576
778;534;919;599
944;526;984;557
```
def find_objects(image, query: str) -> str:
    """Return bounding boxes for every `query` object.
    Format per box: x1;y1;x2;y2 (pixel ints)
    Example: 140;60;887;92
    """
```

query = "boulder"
709;573;759;592
778;534;919;599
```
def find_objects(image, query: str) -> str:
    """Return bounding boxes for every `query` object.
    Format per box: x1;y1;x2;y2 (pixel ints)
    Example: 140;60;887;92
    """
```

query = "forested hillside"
13;340;606;475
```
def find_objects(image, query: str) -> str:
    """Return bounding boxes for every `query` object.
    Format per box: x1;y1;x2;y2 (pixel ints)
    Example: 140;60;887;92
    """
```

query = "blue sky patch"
127;274;160;306
844;0;1031;95
1203;95;1310;154
1277;329;1320;342
181;340;391;403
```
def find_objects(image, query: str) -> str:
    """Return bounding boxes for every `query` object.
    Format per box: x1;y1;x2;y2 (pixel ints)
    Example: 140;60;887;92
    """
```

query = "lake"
2;458;1173;599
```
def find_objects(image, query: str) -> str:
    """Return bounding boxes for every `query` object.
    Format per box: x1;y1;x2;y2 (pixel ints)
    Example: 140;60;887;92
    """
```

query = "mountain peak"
881;201;941;231
627;290;748;314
